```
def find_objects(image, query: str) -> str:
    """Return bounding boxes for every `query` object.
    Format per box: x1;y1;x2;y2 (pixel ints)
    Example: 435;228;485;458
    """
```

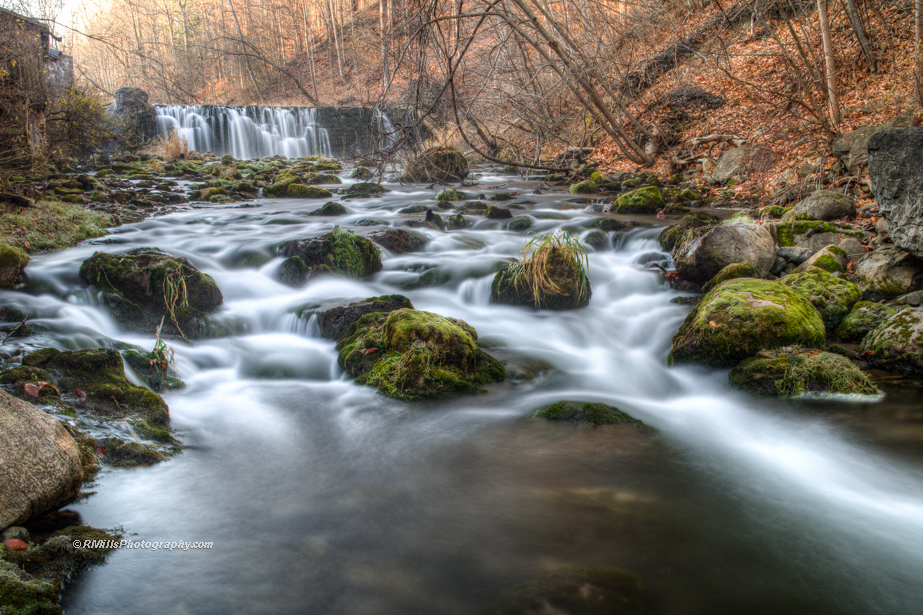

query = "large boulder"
659;212;719;252
80;248;223;337
852;246;923;301
0;390;83;529
868;128;923;258
792;190;856;221
780;266;861;332
316;295;413;340
281;228;382;281
402;147;469;183
832;113;914;175
729;348;879;397
0;242;28;288
368;229;426;254
860;307;923;373
768;220;867;253
708;145;776;184
489;566;644;615
611;186;664;214
673;223;776;285
491;244;591;310
336;309;505;400
834;301;896;342
669;279;825;367
108;87;159;150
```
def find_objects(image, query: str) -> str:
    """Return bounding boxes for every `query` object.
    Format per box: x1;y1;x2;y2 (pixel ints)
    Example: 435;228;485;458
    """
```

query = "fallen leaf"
95;446;106;458
23;241;29;249
709;321;717;327
75;389;87;399
361;348;378;355
23;381;60;398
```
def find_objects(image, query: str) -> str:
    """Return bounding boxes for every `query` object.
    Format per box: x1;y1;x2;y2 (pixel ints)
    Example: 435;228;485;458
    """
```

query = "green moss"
612;186;664;214
486;205;513;219
780;267;861;332
349;166;374;180
436;188;466;201
812;253;844;273
304;173;340;184
531;401;645;426
284;184;332;198
0;242;29;288
99;436;166;466
447;214;469;230
702;261;757;293
283;227;382;279
834;301;896;343
729;348;879;397
345;183;387;197
669;279;826;367
0;200;114;254
307;201;347;216
491;241;591;310
568;181;598;195
860;307;923;373
658;212;719;252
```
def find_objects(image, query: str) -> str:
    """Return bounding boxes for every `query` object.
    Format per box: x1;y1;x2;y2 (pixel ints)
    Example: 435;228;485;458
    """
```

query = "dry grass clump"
513;231;589;306
145;132;190;162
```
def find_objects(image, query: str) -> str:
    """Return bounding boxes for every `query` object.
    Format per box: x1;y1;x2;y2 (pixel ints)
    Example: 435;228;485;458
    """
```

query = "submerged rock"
860;307;923;373
307;201;347;216
282;227;382;280
316;295;414;341
0;390;83;528
336;308;504;401
80;248;223;337
779;266;861;332
729;347;879;397
669;279;825;367
402;147;469;182
368;229;426;254
531;401;645;427
834;301;897;343
489;566;644;615
674;222;776;285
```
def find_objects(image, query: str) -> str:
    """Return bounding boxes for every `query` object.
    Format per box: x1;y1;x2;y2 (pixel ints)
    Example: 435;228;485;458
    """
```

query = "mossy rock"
97;436;166;466
507;216;534;232
315;295;414;340
345;182;387;197
80;248;223;337
489;566;644;615
279;256;310;287
196;186;226;200
436;188;467;201
402;147;469;182
669;279;825;367
447;214;470;230
0;348;170;426
568;180;598;195
336;308;504;401
457;201;488;214
399;267;452;290
304;173;340;185
491;247;591;310
779;267;861;332
368;229;426;254
285;184;333;198
531;401;645;427
489;192;514;201
834;301;897;343
0;242;29;288
702;261;757;293
612;186;664;214
859;307;923;373
349;166;374;180
729;347;880;397
589;218;631;232
486;205;513;219
399;204;429;214
307;201;347;216
122;348;185;392
282;227;382;278
659;212;719;252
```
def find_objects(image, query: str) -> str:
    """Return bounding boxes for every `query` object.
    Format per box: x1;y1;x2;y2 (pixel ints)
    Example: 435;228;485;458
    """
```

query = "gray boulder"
852;246;923;301
708;145;776;185
316;295;414;341
674;222;776;285
868;128;923;259
792;190;856;221
108;87;159;150
0;390;83;529
777;246;814;264
833;114;914;175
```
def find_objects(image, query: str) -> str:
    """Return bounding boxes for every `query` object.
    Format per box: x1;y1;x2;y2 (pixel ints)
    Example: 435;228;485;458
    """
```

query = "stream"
4;169;923;614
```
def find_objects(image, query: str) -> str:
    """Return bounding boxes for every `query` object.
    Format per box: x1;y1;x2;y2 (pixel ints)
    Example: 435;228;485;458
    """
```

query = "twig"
0;316;28;344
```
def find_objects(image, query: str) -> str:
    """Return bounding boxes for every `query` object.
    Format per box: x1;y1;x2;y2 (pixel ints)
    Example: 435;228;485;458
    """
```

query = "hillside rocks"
792;190;856;221
80;248;223;337
708;145;776;184
868;128;923;259
0;390;83;529
832;113;914;175
673;222;775;285
669;279;825;367
860;307;923;373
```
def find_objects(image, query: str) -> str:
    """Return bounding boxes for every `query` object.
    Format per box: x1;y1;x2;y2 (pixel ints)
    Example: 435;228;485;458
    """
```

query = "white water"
156;105;332;159
3;176;922;614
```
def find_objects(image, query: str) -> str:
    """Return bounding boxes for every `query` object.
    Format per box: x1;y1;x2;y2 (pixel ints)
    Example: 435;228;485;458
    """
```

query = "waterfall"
155;105;333;160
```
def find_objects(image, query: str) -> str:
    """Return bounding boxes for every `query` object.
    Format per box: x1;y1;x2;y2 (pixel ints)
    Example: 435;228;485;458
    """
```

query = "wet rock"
834;301;896;342
402;147;469;182
860;307;923;373
447;214;470;230
868;128;923;259
316;295;414;341
425;209;446;231
507;216;534;232
852;246;923;301
349;166;374;180
769;220;867;254
491;243;591;310
344;182;387;197
457;201;488;214
659;212;719;252
531;401;645;427
279;256;310;287
779;266;861;332
792;190;856;221
368;229;426;254
0;242;29;288
611;186;664;214
777;246;814;264
793;245;848;274
674;223;776;285
304;173;340;185
0;526;29;542
591;218;632;233
669;279;825;367
702;260;757;293
486;205;513;219
0;390;83;528
336;308;504;401
707;145;776;184
264;177;332;198
489;566;644;615
436;188;467;201
307;201;347;216
729;347;879;397
121;348;185;392
80;248;223;337
283;228;382;279
568;180;598;195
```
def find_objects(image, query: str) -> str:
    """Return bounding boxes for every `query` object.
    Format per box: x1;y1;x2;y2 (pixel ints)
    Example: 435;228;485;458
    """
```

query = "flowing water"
5;171;923;614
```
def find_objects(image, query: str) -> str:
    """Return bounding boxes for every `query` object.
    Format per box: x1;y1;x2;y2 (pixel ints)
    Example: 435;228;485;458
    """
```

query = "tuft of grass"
514;231;589;307
722;211;755;225
0;199;114;253
144;132;190;162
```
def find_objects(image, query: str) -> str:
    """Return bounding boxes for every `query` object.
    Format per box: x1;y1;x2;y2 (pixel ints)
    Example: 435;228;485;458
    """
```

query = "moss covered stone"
779;266;861;332
304;173;340;185
612;186;664;214
285;184;333;198
486;205;513;219
402;147;469;182
349;166;374;180
0;242;29;288
568;180;598;195
345;182;387;197
122;348;185;392
368;229;425;254
80;248;222;337
0;348;170;426
729;347;879;397
669;279;825;367
834;301;896;343
336;308;504;401
316;295;414;340
307;201;347;216
860;307;923;373
436;188;467;201
489;566;644;615
702;261;757;293
447;214;470;230
659;212;719;251
531;401;645;426
283;227;382;279
491;246;591;310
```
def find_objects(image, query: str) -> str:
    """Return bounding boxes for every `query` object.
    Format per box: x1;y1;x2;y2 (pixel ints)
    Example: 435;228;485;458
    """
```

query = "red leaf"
361;348;378;355
95;446;106;458
2;539;28;550
75;389;87;399
23;381;59;398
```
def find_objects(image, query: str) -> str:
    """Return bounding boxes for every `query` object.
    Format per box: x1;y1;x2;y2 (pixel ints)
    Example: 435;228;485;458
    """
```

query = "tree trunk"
844;0;876;73
380;0;389;95
226;0;265;103
817;0;841;126
916;0;923;104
